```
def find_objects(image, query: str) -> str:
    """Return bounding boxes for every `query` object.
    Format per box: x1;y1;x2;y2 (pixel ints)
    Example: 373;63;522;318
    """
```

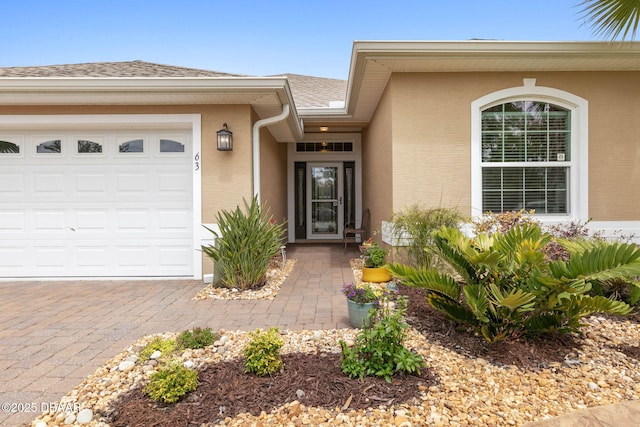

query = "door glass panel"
310;166;338;235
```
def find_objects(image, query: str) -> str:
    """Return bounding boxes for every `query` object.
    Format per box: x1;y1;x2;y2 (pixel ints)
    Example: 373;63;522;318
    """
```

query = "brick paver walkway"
0;244;357;426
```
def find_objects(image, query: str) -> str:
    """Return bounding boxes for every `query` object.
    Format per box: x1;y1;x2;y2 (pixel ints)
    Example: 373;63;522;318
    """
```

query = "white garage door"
0;130;194;278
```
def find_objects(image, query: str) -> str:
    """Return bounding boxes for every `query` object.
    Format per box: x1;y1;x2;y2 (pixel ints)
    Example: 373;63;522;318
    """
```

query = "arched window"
471;81;588;222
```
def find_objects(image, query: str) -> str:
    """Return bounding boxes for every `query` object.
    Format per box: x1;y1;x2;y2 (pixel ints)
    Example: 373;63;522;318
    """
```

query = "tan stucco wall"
363;82;394;239
258;118;288;224
384;71;640;221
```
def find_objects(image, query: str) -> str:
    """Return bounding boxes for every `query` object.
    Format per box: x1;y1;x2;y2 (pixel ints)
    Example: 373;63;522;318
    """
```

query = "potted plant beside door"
362;243;392;283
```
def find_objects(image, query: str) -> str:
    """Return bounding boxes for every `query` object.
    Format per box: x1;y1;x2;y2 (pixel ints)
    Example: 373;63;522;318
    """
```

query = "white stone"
183;360;195;369
77;408;93;424
150;350;162;359
219;335;229;344
296;389;306;399
118;360;135;372
125;355;139;363
34;422;47;427
588;382;600;391
64;414;76;425
312;331;322;341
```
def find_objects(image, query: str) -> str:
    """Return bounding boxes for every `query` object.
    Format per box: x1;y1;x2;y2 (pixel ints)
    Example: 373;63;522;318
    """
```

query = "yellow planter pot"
361;267;391;283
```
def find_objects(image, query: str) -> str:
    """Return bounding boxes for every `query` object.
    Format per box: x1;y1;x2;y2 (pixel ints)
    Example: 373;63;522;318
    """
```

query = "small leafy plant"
177;327;218;349
342;282;385;304
391;204;466;268
340;297;426;382
144;363;198;404
243;327;284;376
139;337;177;361
363;244;388;268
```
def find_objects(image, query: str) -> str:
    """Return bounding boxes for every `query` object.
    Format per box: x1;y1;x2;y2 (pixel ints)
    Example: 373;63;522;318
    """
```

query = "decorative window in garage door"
0;140;20;154
36;139;62;153
119;138;144;153
160;139;185;153
77;139;103;153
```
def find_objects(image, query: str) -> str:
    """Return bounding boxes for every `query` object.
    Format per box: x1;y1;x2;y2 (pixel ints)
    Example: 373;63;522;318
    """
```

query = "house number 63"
194;152;200;171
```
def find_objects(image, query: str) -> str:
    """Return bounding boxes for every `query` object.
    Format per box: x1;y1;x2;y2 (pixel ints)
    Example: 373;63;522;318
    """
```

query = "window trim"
471;81;589;223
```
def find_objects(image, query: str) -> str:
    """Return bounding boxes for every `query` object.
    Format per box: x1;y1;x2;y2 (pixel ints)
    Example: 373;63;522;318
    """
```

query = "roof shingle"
0;60;243;78
0;60;348;108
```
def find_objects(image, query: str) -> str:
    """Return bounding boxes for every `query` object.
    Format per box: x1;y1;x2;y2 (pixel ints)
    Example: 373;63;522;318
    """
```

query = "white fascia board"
298;108;349;117
0;76;294;91
351;40;640;55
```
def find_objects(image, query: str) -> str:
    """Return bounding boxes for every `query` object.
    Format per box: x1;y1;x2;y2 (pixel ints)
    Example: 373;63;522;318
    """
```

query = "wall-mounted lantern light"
216;123;233;151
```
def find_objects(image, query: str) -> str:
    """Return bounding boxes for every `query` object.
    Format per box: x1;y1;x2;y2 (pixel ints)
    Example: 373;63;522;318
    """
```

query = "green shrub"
472;209;539;236
144;363;198;404
139;337;177;361
340;297;426;383
243;327;284;376
177;327;218;349
387;224;639;343
391;204;466;268
202;196;286;290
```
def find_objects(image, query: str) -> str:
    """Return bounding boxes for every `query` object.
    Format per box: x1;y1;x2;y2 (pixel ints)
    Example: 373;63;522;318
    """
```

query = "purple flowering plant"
342;282;383;304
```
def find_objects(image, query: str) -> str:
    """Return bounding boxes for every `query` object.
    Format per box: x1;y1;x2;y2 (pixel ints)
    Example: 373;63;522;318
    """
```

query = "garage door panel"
0;247;25;267
0;174;24;193
0;211;25;232
158;172;191;193
34;210;66;231
76;174;107;193
116;210;150;231
34;246;67;267
159;246;192;267
75;211;108;231
0;129;194;278
34;173;65;194
158;210;191;231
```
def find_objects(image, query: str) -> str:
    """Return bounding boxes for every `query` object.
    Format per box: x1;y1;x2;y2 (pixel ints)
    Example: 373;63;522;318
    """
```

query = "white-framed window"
471;81;588;222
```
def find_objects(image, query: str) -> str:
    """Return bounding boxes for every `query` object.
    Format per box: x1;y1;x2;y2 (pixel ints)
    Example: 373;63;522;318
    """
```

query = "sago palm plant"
387;224;639;342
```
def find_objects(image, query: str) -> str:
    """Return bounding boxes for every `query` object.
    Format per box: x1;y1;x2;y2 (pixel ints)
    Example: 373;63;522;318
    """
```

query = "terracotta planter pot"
346;299;376;328
361;266;391;283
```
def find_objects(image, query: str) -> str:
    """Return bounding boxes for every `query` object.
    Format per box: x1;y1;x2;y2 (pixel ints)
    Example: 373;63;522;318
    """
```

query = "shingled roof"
0;60;348;108
276;74;347;109
0;60;243;78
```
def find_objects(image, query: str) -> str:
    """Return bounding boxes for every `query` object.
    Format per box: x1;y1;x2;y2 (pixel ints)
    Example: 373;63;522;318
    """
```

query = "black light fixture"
216;123;233;151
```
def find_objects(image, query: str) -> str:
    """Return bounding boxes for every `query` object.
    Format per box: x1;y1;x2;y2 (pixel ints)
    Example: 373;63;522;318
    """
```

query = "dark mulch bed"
108;352;435;427
107;283;598;426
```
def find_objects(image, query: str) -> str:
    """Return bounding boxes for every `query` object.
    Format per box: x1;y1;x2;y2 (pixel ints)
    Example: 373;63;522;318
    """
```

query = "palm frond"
386;263;461;301
488;284;536;312
561;242;640;281
427;293;477;325
462;284;490;321
578;0;640;40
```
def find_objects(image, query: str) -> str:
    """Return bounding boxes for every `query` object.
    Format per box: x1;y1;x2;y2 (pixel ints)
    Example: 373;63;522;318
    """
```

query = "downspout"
252;103;291;202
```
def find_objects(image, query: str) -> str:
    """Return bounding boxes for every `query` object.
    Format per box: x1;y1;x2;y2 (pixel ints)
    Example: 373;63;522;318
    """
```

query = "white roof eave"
0;76;304;142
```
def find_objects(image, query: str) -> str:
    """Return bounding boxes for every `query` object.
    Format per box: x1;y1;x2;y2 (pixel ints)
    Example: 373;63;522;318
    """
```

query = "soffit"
342;40;640;123
0;77;302;141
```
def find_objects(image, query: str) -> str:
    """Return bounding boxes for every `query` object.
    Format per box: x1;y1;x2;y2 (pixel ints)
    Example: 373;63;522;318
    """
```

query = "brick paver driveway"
0;244;356;426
